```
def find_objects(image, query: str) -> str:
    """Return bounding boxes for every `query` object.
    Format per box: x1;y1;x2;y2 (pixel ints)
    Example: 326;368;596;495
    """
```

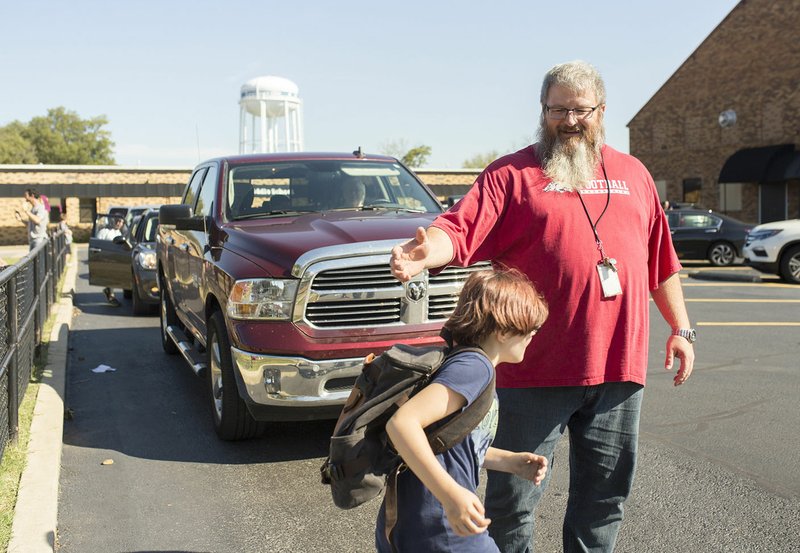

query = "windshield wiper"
233;209;316;220
360;203;426;213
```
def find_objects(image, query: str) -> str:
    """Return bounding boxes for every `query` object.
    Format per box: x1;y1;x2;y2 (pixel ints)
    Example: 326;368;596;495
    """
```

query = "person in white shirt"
15;189;48;250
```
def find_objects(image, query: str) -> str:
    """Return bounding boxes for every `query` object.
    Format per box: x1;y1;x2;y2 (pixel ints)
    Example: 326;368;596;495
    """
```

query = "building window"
719;182;743;212
79;197;96;223
654;180;668;202
683;178;702;205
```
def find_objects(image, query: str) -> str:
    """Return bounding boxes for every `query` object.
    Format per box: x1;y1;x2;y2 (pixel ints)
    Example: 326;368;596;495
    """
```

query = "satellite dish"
718;109;737;128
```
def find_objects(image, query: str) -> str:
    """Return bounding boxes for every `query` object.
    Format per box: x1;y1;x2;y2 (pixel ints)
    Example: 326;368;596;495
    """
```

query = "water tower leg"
260;101;268;154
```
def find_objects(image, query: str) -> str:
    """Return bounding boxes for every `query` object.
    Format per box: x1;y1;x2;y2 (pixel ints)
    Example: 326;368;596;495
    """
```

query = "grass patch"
0;269;62;552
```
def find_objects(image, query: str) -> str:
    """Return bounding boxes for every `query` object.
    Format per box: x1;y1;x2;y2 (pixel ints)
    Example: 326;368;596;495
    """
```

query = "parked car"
743;219;800;284
666;208;753;266
157;151;489;440
88;208;160;314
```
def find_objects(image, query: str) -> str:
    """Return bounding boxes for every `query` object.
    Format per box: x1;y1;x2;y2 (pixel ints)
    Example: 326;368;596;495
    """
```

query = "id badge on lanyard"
579;157;622;299
596;257;621;298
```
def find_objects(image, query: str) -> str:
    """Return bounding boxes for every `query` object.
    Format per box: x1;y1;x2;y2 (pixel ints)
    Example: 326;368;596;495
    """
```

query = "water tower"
239;76;303;154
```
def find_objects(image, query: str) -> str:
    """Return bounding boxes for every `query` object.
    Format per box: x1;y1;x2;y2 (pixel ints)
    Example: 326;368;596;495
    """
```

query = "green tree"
462;150;500;169
0;122;38;164
22;107;115;165
401;145;431;168
380;140;432;168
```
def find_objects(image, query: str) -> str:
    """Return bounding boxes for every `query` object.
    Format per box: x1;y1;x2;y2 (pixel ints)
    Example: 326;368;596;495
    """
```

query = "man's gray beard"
537;123;604;191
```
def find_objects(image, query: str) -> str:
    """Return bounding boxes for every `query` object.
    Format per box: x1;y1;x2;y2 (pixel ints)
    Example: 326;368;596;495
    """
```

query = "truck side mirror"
159;204;208;231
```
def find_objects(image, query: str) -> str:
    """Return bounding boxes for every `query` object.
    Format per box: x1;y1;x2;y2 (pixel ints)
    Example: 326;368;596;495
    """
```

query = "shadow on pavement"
63;323;336;466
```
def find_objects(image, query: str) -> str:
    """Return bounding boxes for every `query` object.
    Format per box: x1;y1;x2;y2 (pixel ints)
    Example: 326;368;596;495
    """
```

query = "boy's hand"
508;452;548;485
441;485;491;537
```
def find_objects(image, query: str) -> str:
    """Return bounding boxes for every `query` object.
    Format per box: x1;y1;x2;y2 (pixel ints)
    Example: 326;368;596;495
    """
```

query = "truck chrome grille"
304;262;490;329
310;265;398;291
306;298;401;326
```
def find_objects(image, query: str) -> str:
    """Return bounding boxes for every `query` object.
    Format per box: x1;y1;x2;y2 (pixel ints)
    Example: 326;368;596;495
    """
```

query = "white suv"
743;219;800;284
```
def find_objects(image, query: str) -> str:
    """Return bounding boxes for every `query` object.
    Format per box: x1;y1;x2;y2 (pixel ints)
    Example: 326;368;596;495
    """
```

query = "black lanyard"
576;156;612;263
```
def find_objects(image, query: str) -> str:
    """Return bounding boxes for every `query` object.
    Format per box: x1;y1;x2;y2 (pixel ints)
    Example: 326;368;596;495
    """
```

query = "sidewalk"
7;245;79;553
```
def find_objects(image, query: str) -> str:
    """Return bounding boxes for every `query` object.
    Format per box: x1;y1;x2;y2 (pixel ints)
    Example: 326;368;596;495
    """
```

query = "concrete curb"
8;249;78;553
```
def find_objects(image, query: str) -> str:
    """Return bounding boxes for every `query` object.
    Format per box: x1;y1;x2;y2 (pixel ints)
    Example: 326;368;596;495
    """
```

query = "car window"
681;214;717;228
183;168;207;209
194;165;218;217
667;213;680;228
225;160;442;219
142;215;159;242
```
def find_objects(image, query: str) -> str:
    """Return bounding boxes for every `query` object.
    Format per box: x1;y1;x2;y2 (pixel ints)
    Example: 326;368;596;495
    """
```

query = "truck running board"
166;324;207;376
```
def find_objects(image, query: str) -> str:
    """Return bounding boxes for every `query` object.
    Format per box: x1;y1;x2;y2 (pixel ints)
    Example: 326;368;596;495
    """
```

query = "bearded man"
390;60;695;552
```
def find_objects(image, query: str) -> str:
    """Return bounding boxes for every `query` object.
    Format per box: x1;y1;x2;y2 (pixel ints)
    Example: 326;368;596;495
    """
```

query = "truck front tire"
207;311;265;440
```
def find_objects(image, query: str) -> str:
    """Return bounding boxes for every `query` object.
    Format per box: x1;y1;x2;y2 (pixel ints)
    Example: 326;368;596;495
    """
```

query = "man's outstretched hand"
390;226;430;282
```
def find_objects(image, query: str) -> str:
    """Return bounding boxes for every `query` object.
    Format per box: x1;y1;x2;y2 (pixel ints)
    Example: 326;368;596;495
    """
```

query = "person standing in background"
15;188;48;251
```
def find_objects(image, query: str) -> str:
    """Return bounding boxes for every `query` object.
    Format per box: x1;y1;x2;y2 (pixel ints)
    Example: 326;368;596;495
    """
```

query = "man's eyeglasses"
544;105;602;121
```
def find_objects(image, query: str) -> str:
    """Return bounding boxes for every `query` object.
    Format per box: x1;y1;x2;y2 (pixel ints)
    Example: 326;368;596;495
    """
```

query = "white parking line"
685;299;800;302
682;282;798;288
696;322;800;326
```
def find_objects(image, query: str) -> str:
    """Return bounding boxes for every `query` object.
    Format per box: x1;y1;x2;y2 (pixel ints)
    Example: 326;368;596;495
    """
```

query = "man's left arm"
650;272;694;386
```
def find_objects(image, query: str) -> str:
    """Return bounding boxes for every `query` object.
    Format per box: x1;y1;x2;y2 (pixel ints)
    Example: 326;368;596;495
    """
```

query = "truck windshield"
226;160;443;220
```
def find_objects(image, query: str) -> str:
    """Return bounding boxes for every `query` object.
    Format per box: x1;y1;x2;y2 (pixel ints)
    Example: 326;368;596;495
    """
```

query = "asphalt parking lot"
16;248;800;552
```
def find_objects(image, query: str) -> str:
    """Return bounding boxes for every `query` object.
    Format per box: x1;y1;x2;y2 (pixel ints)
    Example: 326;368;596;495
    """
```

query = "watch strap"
671;328;696;343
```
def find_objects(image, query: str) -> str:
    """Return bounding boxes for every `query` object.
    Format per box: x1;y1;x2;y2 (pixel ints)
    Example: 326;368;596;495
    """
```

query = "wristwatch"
671;328;697;344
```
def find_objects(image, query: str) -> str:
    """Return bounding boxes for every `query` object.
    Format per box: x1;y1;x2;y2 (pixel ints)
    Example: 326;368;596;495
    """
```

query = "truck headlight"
227;279;299;320
136;251;157;270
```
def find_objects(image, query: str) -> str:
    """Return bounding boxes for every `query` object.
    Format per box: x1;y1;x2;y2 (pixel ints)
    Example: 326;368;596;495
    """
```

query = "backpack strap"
383;464;403;553
427;347;496;455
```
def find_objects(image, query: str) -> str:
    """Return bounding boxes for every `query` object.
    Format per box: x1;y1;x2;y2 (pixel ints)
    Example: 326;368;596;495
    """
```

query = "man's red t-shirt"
432;145;681;388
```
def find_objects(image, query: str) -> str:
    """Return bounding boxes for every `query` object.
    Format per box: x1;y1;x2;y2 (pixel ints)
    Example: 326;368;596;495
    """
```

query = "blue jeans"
485;382;643;553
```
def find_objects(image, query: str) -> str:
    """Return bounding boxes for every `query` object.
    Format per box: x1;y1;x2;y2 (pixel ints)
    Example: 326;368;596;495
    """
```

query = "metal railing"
0;232;69;460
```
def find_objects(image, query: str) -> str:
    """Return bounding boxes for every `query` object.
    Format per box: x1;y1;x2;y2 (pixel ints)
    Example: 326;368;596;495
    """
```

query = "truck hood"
220;210;438;277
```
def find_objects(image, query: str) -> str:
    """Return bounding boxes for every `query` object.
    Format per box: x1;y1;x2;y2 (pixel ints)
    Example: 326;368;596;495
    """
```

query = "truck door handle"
89;247;102;253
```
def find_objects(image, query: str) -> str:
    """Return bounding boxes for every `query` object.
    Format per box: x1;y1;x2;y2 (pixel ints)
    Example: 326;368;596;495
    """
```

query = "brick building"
0;165;479;246
628;0;800;224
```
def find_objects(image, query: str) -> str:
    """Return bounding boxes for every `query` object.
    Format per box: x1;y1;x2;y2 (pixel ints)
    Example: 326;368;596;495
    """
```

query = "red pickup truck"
157;151;486;440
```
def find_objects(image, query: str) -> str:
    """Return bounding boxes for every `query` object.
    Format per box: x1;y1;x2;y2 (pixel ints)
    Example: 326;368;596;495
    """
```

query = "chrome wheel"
210;334;224;421
709;242;735;266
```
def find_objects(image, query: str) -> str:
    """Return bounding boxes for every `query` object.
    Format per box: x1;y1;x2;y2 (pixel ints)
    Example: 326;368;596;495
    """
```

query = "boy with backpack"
375;268;549;552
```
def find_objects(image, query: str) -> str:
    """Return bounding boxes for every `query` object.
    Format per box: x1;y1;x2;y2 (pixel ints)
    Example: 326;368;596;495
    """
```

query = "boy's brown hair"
443;268;548;347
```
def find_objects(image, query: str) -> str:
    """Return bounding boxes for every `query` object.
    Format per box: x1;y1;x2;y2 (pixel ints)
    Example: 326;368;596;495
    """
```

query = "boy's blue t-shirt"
375;350;500;552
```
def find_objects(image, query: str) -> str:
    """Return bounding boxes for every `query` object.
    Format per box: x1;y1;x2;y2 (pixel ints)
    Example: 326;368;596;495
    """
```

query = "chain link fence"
0;232;69;460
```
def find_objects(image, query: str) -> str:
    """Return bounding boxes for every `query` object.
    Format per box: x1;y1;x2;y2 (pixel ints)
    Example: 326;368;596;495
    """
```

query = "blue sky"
0;0;740;168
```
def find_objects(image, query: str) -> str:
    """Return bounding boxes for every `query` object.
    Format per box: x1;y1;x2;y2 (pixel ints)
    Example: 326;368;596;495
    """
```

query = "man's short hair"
540;60;606;105
24;188;40;199
443;268;549;347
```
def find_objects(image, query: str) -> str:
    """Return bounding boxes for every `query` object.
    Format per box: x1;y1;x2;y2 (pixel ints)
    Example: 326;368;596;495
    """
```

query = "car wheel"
708;241;736;266
207;311;265;441
159;272;178;354
123;289;132;299
779;245;800;284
